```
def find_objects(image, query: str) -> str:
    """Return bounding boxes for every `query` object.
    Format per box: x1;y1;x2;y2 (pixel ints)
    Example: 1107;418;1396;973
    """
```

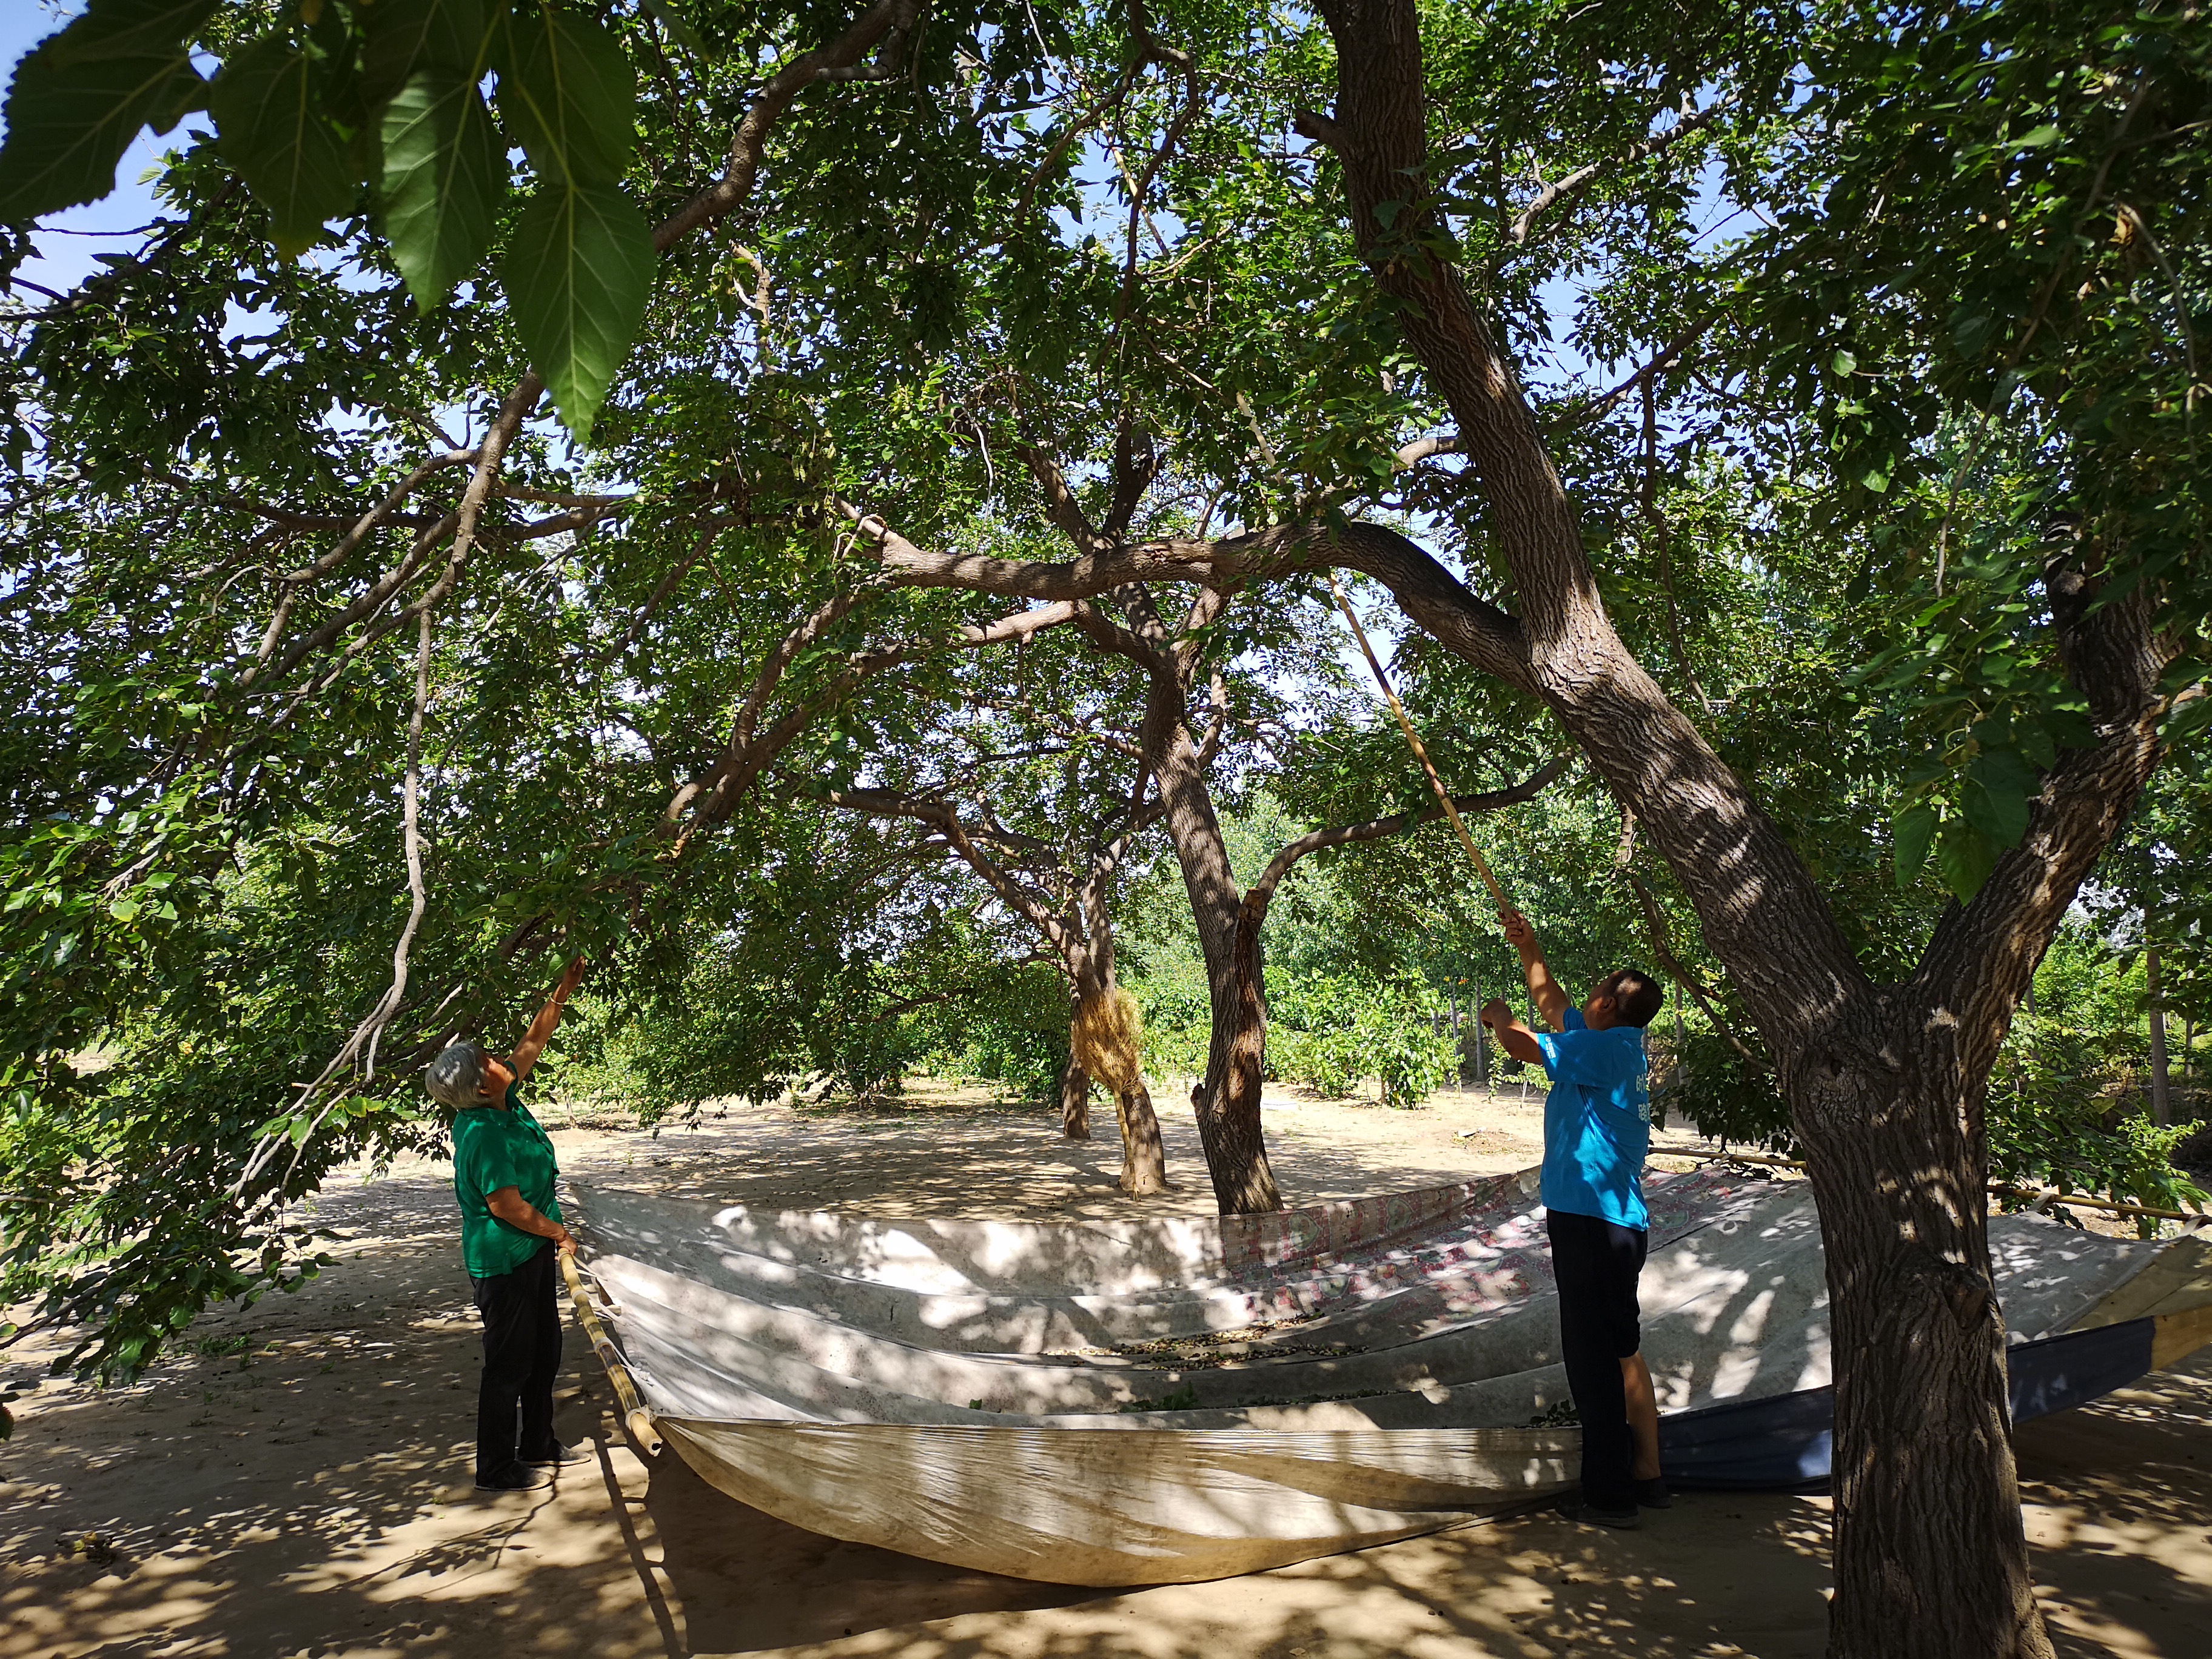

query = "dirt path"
4;1085;2207;1658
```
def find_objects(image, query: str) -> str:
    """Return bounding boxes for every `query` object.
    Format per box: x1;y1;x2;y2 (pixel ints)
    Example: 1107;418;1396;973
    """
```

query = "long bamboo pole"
561;1252;663;1455
1326;573;1513;910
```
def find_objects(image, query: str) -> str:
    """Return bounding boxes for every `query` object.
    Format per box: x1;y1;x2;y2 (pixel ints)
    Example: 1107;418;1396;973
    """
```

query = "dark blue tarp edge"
1657;1318;2156;1491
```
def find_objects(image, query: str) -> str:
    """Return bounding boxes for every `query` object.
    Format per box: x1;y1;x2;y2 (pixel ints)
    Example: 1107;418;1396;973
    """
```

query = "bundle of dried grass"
1071;986;1146;1096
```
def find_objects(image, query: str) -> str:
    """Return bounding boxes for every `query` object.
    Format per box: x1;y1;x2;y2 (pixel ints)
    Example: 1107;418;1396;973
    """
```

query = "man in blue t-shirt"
1481;908;1667;1529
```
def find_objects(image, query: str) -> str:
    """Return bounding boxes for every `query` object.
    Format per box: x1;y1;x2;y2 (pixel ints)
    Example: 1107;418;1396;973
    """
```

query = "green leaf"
1962;746;2036;846
380;70;506;308
1831;348;1856;377
1893;802;1939;889
363;0;500;109
208;38;359;258
0;42;204;221
2013;124;2060;149
2165;692;2212;744
43;0;218;69
495;5;635;187
1936;819;2000;901
499;177;656;441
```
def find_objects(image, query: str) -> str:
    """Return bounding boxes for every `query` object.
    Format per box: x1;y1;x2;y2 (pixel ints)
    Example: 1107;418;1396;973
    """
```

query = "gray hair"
424;1042;491;1109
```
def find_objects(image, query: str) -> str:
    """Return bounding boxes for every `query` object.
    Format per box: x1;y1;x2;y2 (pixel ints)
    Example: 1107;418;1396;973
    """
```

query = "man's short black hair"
1605;968;1665;1028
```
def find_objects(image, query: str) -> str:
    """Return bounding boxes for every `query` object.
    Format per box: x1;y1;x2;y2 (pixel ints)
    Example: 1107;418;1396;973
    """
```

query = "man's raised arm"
1501;910;1568;1031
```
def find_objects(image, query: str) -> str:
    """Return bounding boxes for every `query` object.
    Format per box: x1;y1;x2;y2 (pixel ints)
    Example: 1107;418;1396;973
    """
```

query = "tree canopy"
4;2;2207;1647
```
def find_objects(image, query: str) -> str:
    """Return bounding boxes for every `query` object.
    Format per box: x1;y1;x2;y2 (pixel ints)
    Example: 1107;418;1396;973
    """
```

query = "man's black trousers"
1546;1208;1649;1510
471;1241;562;1478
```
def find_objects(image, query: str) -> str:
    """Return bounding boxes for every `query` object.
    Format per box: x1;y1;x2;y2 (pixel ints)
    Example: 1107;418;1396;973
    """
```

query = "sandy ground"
4;1082;2208;1659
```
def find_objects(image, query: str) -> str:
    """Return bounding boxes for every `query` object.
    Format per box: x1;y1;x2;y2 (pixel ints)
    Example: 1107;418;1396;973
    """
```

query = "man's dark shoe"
520;1441;583;1468
475;1462;549;1492
1633;1477;1673;1509
1557;1500;1641;1530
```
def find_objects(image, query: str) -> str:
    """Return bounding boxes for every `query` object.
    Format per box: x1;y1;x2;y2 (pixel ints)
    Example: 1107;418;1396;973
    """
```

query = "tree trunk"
1295;7;2183;1649
1114;609;1282;1214
1189;925;1281;1213
2147;939;2172;1128
1067;969;1169;1193
1198;885;1279;1213
1806;1020;2049;1659
1060;1056;1091;1139
1115;1084;1169;1196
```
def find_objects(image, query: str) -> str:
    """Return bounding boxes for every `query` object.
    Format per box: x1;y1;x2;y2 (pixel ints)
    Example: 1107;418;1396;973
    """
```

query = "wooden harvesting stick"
1326;572;1513;910
561;1251;663;1455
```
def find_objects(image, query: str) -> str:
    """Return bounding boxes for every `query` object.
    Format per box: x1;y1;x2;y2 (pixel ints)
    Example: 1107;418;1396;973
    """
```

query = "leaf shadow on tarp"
641;1353;2212;1658
2;1156;2205;1659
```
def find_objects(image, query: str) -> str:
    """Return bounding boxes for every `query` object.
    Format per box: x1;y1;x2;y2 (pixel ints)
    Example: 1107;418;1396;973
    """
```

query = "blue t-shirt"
1537;1009;1651;1230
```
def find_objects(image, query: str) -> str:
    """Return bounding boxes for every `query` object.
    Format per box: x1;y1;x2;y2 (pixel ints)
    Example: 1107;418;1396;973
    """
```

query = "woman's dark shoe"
475;1462;549;1491
1633;1477;1674;1509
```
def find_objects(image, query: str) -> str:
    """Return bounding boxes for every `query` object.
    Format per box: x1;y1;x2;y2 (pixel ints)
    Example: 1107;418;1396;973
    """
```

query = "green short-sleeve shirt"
451;1079;563;1279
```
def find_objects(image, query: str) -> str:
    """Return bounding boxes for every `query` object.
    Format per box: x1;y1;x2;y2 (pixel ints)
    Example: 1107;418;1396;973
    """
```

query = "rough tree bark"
1060;1053;1093;1139
1295;4;2177;1655
1071;589;1282;1214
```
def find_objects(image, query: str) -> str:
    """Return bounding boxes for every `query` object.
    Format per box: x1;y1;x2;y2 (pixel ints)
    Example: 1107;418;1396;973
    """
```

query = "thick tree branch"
1011;441;1111;551
1915;548;2174;1077
652;0;923;250
846;505;1530;684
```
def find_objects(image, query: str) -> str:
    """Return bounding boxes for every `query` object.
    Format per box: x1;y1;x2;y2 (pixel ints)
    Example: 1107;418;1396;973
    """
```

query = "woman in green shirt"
424;956;587;1491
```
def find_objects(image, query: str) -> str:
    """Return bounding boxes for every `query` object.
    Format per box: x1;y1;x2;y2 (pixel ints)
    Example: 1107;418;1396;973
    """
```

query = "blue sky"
5;5;187;298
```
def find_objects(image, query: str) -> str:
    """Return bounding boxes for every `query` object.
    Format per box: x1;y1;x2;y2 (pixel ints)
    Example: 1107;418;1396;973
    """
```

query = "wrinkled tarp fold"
570;1168;2210;1585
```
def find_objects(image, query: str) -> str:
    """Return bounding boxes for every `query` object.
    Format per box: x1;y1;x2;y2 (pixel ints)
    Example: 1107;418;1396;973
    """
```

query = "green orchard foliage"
1736;2;2211;899
4;0;2208;1378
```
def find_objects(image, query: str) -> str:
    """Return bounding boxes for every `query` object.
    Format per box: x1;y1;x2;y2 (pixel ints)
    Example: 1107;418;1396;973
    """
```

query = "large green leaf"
499;178;656;441
363;0;500;109
208;38;359;259
380;70;506;309
495;5;635;186
0;39;204;221
1892;802;1939;890
42;0;218;69
1936;819;2000;902
1961;746;2037;848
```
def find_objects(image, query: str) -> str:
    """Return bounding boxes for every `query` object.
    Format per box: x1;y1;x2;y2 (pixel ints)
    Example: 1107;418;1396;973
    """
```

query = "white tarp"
569;1168;2209;1585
